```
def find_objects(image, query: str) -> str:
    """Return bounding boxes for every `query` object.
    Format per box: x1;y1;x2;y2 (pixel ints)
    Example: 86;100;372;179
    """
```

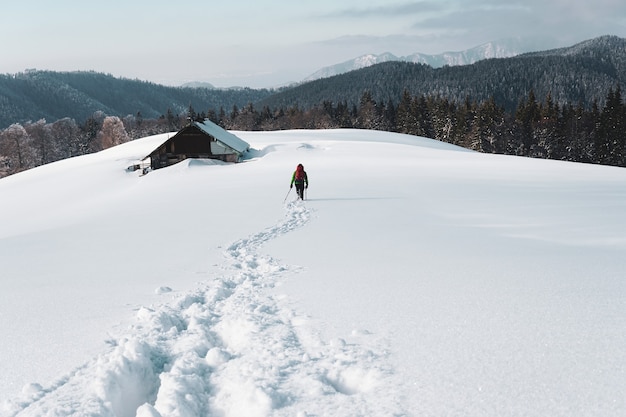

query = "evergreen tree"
516;89;541;154
206;108;218;124
452;97;474;148
383;99;396;132
473;97;505;153
187;104;197;123
335;101;353;128
218;107;227;127
356;91;382;130
602;85;624;165
395;90;416;134
430;97;455;144
166;109;179;131
596;87;620;165
414;95;434;138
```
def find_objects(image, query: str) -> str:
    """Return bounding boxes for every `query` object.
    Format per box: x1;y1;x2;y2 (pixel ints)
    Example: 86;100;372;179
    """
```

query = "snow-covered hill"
302;39;529;82
1;129;625;417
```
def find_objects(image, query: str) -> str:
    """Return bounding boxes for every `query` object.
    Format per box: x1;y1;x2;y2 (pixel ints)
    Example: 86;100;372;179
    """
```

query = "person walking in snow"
290;163;308;200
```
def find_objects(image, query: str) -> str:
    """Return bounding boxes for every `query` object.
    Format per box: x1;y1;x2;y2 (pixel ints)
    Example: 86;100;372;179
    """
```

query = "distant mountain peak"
301;53;400;82
302;38;533;83
180;81;216;89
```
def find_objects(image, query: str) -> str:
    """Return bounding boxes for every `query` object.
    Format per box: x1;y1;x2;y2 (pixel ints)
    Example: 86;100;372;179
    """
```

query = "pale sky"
1;0;625;88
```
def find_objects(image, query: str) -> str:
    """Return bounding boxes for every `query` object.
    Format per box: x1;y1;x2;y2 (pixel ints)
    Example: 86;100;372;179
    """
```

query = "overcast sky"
2;0;625;88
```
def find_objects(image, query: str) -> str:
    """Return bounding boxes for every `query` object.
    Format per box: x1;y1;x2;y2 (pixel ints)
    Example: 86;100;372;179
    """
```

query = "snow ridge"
6;201;400;417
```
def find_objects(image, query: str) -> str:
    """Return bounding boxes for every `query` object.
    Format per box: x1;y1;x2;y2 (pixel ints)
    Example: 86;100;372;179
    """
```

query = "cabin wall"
170;132;213;154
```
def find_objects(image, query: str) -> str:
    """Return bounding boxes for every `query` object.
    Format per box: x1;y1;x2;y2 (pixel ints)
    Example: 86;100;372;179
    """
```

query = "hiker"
290;163;308;200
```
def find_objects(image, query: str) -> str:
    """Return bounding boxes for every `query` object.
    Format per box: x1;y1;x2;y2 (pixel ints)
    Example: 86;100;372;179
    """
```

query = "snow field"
2;128;625;417
5;199;400;417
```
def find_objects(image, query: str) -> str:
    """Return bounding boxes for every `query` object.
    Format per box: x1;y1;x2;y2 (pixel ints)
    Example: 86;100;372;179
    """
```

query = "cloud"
402;0;626;51
322;1;445;19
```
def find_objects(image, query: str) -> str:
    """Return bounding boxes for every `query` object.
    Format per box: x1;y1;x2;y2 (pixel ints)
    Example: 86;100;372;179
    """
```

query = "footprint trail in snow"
6;201;404;417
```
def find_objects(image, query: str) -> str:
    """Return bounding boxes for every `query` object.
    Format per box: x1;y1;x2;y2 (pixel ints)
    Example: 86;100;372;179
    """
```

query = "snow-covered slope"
1;129;625;417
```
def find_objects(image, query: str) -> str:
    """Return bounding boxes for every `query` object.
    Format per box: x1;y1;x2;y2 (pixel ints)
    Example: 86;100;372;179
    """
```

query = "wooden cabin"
143;119;249;171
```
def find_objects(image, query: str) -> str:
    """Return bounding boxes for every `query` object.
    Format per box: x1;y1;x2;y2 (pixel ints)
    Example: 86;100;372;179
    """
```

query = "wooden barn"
143;119;249;171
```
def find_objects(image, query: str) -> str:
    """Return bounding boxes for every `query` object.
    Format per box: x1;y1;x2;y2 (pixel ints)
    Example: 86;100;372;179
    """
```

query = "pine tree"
473;97;505;153
356;91;382;130
596;86;624;165
396;90;416;134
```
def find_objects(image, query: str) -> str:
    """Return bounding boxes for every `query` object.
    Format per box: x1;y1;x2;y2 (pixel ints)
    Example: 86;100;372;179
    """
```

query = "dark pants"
295;181;305;199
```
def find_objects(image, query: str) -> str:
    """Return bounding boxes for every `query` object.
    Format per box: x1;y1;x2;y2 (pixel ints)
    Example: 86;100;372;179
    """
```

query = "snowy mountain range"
302;38;538;82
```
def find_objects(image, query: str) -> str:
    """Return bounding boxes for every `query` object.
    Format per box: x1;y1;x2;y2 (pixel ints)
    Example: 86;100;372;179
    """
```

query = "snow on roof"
194;119;249;154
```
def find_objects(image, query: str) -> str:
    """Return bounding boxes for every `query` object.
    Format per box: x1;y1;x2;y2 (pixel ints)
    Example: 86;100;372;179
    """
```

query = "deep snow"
1;129;625;417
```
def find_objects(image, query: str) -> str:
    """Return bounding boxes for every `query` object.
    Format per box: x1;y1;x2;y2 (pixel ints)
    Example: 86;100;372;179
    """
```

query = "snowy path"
6;201;403;417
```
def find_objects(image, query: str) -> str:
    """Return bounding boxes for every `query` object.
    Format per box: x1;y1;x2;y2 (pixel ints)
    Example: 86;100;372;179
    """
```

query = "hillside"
259;35;626;112
0;71;273;129
1;129;625;416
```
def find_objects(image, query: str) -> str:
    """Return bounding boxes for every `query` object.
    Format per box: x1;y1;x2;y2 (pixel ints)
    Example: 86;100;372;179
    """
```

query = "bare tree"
24;119;48;165
0;123;32;175
96;116;130;150
48;118;83;158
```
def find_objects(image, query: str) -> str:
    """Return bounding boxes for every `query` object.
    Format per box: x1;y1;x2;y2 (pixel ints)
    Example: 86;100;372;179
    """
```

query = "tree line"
0;110;187;178
222;85;625;166
1;85;624;178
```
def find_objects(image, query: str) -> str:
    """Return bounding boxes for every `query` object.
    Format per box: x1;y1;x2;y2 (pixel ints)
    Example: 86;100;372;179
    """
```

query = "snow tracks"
5;201;403;417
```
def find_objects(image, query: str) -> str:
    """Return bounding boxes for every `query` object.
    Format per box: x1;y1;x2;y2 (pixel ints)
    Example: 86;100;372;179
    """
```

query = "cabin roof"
193;119;249;154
